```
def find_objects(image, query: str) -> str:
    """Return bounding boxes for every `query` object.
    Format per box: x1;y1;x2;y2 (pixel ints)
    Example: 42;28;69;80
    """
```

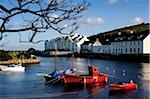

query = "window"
130;42;132;45
134;41;136;45
130;48;132;53
108;49;111;53
134;48;136;53
138;48;140;52
94;68;97;71
126;48;127;52
138;41;140;45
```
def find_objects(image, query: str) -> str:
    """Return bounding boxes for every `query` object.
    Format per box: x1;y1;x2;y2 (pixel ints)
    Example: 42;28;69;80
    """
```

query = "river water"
0;57;150;99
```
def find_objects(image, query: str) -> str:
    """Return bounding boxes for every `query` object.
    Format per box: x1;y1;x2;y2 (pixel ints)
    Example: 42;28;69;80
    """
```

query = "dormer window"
130;31;134;34
115;38;118;41
106;39;109;41
128;35;134;40
140;35;143;38
118;32;121;35
120;37;123;40
137;35;143;39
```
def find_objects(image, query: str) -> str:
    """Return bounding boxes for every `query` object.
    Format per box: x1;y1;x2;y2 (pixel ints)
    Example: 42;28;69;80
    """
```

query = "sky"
1;0;149;51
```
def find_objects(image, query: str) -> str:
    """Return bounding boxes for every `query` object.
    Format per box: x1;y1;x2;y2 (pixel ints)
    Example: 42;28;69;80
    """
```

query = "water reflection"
63;83;107;98
0;57;149;99
73;58;88;75
86;84;105;97
109;89;137;96
140;63;150;80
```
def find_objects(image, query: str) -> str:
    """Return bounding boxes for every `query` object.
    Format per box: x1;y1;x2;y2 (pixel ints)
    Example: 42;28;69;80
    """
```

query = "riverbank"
36;52;149;63
0;58;40;65
78;53;150;63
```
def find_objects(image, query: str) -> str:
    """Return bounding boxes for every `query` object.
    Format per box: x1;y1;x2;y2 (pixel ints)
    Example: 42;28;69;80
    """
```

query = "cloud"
108;0;118;5
51;14;59;18
80;17;105;25
131;17;144;24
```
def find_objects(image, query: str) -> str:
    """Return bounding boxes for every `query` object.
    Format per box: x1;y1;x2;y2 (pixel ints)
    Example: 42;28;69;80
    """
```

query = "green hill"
88;23;149;42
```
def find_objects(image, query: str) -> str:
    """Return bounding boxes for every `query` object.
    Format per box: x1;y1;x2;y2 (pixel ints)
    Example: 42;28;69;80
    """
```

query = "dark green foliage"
0;50;32;61
88;23;149;41
0;50;12;61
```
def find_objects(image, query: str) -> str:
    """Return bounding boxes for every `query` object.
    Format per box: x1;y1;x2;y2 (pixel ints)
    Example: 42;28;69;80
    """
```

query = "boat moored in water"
44;70;65;84
44;69;73;85
0;64;25;72
109;80;138;91
63;65;108;85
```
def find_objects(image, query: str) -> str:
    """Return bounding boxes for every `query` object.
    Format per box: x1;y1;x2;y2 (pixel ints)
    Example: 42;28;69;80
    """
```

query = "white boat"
0;64;25;72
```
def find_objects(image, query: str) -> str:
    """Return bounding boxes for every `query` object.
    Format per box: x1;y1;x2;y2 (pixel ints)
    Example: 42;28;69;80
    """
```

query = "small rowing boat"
109;80;138;91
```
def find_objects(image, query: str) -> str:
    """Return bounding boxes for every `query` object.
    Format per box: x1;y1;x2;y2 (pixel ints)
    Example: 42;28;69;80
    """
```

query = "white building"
92;38;102;53
81;30;150;55
45;33;89;54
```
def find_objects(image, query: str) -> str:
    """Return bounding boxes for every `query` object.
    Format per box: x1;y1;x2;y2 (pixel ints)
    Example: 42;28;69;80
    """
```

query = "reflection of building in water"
140;63;150;94
74;58;88;75
141;63;150;80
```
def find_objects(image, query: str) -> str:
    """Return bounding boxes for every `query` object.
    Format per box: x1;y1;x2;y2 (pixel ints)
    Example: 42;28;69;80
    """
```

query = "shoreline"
0;58;40;65
36;53;149;63
78;53;150;63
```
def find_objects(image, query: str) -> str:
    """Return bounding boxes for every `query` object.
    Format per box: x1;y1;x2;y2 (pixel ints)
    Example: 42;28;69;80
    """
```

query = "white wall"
92;46;100;53
45;34;89;53
110;40;143;54
143;34;150;54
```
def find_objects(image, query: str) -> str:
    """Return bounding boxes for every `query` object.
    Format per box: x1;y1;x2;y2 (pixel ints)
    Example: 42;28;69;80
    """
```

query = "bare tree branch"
0;0;90;43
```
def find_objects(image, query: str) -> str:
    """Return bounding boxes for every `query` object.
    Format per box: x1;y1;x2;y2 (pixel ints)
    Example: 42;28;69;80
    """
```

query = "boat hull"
63;74;108;85
44;69;72;85
44;75;61;84
110;83;137;91
0;65;25;72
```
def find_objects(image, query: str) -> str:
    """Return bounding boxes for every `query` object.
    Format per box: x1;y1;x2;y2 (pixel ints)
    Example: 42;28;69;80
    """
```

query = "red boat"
109;81;138;91
63;65;108;85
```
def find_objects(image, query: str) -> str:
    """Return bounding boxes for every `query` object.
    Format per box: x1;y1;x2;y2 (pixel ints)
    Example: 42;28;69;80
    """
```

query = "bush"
0;51;12;61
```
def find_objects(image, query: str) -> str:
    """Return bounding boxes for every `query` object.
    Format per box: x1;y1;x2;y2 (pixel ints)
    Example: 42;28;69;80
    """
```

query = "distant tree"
27;47;36;55
28;48;36;52
0;0;90;43
0;50;12;61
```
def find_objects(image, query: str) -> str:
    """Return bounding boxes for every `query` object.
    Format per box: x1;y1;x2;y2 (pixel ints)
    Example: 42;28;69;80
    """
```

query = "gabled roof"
93;38;102;46
47;33;89;46
82;41;93;45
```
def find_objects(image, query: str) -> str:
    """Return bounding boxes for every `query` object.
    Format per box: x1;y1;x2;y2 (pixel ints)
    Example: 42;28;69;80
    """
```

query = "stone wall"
0;58;40;65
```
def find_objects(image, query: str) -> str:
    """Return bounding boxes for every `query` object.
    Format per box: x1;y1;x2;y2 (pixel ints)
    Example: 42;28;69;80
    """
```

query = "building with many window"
45;33;89;54
81;30;150;55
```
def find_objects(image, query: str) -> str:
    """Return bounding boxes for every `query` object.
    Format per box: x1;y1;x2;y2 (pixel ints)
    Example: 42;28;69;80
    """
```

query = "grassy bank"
0;58;40;65
0;50;40;65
